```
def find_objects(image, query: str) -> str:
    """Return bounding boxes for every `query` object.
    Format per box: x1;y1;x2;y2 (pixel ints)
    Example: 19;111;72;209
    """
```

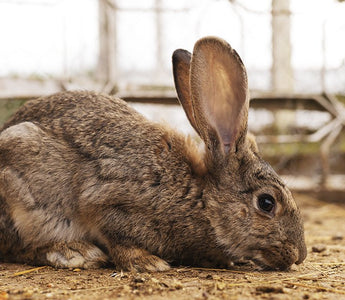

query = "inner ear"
190;37;249;155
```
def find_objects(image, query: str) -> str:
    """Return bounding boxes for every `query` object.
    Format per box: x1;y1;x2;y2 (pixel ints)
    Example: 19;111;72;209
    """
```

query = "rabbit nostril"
296;243;307;265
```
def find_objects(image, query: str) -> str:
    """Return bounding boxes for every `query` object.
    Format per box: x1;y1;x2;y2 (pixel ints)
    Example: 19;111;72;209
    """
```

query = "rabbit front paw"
43;241;108;269
111;245;170;272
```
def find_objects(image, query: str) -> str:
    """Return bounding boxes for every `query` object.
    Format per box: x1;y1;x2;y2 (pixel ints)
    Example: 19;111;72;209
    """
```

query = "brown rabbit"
0;37;306;271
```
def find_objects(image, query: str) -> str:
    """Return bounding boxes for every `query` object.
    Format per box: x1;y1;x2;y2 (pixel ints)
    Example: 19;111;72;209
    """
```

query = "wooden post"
98;0;118;87
155;0;164;80
271;0;293;93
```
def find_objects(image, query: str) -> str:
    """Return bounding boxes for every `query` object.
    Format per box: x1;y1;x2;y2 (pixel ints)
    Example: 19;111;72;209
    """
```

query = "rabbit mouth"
250;258;289;271
246;248;298;271
229;257;283;271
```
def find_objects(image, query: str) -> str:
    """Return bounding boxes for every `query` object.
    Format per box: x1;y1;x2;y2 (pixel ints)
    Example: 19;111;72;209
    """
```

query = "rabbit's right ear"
190;37;249;159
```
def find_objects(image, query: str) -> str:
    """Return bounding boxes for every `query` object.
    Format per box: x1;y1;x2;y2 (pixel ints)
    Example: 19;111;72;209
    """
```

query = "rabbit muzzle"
249;239;307;271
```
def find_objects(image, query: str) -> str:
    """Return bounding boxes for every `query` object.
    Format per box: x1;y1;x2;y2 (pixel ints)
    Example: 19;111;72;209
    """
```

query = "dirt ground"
0;193;344;300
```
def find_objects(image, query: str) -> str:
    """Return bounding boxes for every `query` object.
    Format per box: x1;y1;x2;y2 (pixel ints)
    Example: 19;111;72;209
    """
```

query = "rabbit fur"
0;37;306;272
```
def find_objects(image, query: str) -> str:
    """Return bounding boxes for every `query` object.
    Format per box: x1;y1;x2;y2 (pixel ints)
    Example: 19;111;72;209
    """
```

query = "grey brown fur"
0;37;306;271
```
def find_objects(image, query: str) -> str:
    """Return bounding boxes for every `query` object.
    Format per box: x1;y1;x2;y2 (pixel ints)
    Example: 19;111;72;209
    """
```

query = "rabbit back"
0;92;210;269
4;91;151;158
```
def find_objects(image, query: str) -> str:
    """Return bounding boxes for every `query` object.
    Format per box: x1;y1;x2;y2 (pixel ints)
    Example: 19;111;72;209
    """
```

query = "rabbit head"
173;36;306;270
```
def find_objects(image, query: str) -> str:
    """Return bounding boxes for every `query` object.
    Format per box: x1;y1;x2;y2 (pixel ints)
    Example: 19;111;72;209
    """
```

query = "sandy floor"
1;193;344;300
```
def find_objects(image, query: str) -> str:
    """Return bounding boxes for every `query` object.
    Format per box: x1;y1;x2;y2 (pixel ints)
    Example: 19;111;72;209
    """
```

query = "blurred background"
0;0;344;200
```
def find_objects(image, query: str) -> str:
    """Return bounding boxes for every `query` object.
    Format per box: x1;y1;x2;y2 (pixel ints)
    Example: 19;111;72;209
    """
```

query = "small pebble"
332;234;343;241
215;281;226;291
290;265;298;271
172;280;183;290
151;278;160;284
45;293;54;298
255;286;284;294
312;244;326;253
133;277;145;283
22;290;34;298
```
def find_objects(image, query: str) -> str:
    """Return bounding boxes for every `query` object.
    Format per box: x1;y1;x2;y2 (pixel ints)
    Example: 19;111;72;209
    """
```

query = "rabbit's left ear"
172;49;200;135
190;37;249;155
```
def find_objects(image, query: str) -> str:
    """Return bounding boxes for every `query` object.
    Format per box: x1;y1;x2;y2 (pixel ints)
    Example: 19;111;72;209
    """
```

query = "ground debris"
72;268;81;272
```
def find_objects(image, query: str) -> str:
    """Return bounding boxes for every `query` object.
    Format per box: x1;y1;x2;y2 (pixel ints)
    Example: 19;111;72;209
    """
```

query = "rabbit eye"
257;194;275;214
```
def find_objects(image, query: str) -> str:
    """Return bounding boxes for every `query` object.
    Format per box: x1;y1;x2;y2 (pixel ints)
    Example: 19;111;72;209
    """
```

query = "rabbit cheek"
208;203;252;259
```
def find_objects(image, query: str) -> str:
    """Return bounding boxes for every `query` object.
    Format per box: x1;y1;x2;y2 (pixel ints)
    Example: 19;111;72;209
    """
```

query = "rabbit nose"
296;241;307;265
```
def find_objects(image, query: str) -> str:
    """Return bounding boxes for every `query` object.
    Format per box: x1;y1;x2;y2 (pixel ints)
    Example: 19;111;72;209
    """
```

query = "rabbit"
0;36;306;272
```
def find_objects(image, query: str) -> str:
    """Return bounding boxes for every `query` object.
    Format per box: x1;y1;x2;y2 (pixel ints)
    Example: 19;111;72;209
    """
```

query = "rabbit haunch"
0;36;306;271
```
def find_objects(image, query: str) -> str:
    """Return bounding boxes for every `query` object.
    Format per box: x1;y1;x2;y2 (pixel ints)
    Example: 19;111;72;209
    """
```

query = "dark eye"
257;194;276;214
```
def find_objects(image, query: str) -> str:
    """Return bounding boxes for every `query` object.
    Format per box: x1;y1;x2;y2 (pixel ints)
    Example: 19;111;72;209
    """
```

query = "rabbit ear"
172;49;200;134
190;37;249;155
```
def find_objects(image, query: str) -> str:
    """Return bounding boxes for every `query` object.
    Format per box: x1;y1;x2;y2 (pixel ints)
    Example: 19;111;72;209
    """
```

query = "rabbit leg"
21;241;109;269
0;195;24;261
109;244;170;272
0;123;107;268
0;205;108;269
